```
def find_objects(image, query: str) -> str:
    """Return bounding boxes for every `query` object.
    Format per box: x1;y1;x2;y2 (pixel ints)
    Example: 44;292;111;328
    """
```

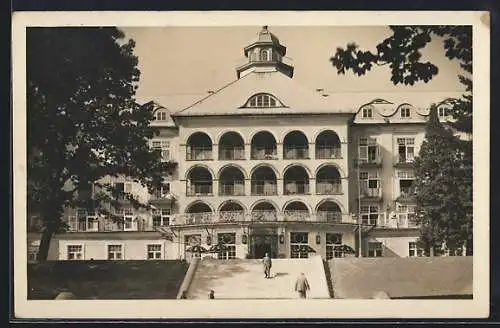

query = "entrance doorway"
250;234;278;259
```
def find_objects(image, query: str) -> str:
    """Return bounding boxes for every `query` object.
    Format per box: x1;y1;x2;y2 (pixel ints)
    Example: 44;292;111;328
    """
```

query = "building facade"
27;26;464;262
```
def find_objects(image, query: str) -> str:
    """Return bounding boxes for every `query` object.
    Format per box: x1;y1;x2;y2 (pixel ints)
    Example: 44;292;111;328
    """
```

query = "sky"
119;26;466;110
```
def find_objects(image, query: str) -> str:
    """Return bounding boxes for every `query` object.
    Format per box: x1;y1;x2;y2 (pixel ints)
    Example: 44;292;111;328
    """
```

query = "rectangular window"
397;204;417;227
398;171;415;196
151;139;171;162
367;242;383;257
408;242;424;257
217;233;236;259
360;206;379;225
156;111;167;121
290;232;309;258
28;241;40;262
397;137;415;163
152;208;171;227
438;107;450;119
325;233;343;260
67;245;83;260
362;107;372;118
359;170;380;197
147;244;163;260
153;182;171;198
107;244;123;260
358;137;379;163
401;107;411;118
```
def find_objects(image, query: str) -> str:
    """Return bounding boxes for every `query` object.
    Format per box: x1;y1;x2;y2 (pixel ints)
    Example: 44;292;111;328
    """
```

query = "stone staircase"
184;255;331;299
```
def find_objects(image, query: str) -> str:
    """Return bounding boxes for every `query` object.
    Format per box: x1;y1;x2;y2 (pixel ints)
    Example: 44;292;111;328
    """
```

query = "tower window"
244;93;282;108
260;49;270;61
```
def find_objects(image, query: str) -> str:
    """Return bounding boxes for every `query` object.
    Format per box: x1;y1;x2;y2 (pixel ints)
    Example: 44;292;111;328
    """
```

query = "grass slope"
28;260;189;300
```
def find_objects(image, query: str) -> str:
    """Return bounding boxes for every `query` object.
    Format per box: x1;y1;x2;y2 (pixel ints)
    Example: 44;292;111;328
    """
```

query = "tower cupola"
236;26;294;79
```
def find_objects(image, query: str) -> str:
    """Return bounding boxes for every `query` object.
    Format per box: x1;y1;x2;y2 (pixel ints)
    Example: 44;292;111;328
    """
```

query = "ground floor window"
367;241;383;257
325;233;343;260
290;232;309;258
408;242;424;257
153;208;171;227
185;234;202;259
147;244;163;259
217;233;236;259
107;244;123;260
67;245;83;260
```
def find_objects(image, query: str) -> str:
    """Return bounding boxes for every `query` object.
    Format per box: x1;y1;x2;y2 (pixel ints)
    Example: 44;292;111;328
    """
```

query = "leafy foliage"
331;25;472;134
413;107;472;254
27;27;170;259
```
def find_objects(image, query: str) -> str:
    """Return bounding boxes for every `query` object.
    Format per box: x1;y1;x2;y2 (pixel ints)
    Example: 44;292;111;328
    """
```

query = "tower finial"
262;25;268;31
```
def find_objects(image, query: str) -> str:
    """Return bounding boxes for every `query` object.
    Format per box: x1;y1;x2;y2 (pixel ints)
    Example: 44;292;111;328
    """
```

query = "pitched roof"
172;71;356;117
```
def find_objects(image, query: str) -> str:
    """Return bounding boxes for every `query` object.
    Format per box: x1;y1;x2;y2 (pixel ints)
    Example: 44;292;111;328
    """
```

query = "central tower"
236;26;294;79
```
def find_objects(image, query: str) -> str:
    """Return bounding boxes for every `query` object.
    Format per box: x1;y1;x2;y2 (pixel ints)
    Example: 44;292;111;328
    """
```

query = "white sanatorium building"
27;26;468;262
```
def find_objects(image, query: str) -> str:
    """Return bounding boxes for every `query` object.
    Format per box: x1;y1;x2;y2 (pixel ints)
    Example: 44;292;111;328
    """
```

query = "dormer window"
362;107;373;118
400;106;411;118
438;106;451;120
155;110;167;121
244;93;282;108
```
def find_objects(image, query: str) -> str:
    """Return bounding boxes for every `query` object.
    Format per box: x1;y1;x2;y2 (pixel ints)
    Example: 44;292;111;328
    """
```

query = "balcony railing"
187;147;213;161
316;181;342;194
376;213;419;229
186;183;213;196
395;154;415;165
283;146;309;159
219;211;245;223
65;217;169;233
316;147;341;159
284;181;310;195
283;210;311;221
219;182;245;196
316;211;343;223
251;210;278;222
358;156;382;165
360;187;382;198
219;147;245;160
251;181;278;195
251;148;278;160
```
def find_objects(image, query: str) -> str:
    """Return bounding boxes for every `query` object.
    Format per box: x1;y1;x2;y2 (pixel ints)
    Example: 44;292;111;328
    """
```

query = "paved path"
187;256;330;299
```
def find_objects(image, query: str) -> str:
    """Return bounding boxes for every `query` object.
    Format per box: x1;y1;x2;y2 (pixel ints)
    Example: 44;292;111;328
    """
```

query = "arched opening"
260;49;270;61
185;201;213;224
283;165;310;195
186;132;212;161
251;166;277;196
316;165;342;194
219;132;245;160
219;201;245;223
315;130;341;159
186;166;213;196
283;201;310;221
317;201;342;223
251;201;277;222
251;131;277;160
219;166;245;196
283;131;309;159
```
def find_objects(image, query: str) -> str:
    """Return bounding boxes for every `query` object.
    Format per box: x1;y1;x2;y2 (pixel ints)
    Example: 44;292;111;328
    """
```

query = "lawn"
28;260;189;300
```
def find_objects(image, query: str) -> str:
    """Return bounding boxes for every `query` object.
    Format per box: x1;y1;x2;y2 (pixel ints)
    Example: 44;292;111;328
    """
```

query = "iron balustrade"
315;147;341;159
360;187;382;198
251;181;278;195
250;210;278;222
219;182;245;196
219;147;245;160
283;210;311;221
395;154;415;164
251;147;278;160
186;183;213;196
316;211;343;223
186;147;213;161
316;180;342;194
283;146;309;159
283;181;310;195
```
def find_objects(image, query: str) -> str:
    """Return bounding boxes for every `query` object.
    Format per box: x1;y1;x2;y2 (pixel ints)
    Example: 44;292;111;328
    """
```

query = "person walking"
294;272;310;299
262;253;272;278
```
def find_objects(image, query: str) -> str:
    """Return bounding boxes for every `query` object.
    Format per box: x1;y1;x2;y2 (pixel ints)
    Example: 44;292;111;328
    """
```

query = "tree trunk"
38;228;54;261
429;246;435;257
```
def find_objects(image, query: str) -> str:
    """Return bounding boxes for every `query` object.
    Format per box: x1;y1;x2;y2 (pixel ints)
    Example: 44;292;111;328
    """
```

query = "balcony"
251;181;277;196
251;210;278;222
397;188;416;202
65;216;166;233
251;147;278;160
219;147;245;160
187;147;213;161
376;213;419;229
357;155;382;167
360;187;382;199
284;181;310;195
219;182;245;196
283;146;309;160
316;180;342;195
316;147;341;160
316;211;343;223
394;154;415;167
186;183;213;196
283;210;311;222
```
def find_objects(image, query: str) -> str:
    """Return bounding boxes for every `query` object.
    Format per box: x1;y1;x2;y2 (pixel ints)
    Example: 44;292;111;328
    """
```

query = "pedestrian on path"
262;253;272;278
294;272;310;299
